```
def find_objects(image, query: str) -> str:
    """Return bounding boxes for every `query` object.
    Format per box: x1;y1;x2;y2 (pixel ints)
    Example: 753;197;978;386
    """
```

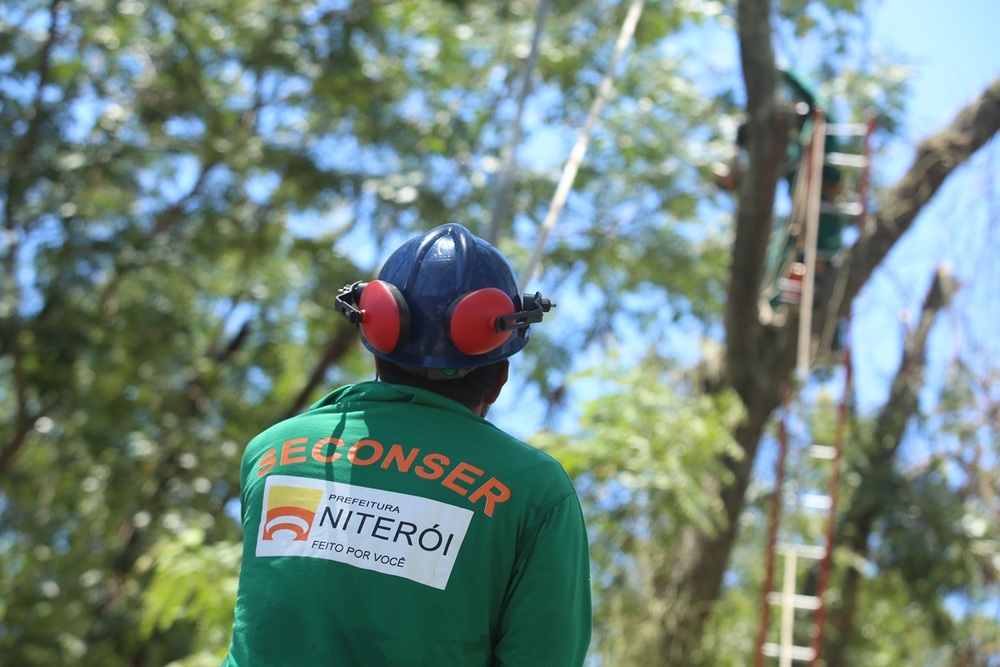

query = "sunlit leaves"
138;528;240;665
535;355;744;662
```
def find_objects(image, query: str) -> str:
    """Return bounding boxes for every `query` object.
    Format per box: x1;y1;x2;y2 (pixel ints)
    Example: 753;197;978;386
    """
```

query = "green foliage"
139;528;241;666
1;0;996;664
545;360;744;532
842;568;944;666
536;354;745;663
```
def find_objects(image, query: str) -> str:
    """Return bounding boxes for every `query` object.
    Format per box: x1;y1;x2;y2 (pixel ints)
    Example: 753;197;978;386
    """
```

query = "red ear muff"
359;280;410;354
448;288;515;356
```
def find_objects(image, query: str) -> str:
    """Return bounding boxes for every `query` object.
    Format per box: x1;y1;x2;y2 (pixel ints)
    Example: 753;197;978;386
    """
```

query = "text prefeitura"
257;437;510;517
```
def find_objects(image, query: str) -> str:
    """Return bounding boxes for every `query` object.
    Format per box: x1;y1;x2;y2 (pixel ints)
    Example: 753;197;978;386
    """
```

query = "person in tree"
714;69;845;249
223;223;592;666
781;69;846;263
714;69;848;305
774;71;853;358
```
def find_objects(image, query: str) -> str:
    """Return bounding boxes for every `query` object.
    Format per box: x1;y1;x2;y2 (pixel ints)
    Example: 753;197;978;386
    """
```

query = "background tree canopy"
2;0;998;665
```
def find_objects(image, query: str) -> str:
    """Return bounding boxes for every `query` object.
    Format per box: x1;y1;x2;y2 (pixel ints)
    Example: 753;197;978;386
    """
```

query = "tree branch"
280;326;361;420
485;0;550;246
4;0;65;232
842;77;1000;311
0;0;66;474
822;265;956;667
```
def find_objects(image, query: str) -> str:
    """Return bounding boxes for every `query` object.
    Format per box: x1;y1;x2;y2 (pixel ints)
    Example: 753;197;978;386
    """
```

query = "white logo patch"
256;475;473;590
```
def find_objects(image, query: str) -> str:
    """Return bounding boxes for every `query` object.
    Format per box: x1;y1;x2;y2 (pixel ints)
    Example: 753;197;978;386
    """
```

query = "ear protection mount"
335;280;554;358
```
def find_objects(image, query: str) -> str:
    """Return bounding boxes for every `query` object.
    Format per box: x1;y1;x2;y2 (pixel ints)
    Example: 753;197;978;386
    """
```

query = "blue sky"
873;0;1000;136
854;0;1000;412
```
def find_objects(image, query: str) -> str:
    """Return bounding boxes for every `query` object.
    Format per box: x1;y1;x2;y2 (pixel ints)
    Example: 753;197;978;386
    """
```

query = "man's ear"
484;360;510;405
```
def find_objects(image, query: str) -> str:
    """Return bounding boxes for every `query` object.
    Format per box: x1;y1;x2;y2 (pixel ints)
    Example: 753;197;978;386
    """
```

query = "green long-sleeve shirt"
223;381;592;666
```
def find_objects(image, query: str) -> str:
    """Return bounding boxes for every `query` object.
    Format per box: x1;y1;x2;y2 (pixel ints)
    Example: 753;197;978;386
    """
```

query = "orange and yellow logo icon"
262;485;324;541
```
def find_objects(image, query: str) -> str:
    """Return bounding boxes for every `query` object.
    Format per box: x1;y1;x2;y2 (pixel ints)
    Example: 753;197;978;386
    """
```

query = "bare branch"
823;264;957;667
280;326;361;420
485;0;550;246
842;77;1000;310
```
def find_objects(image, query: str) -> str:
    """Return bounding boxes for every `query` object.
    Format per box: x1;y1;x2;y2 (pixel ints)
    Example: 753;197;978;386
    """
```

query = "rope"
796;108;826;380
486;0;551;246
519;0;645;290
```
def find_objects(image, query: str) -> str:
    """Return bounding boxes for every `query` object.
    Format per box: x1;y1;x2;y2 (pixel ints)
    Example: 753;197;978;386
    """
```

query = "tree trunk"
655;1;1000;663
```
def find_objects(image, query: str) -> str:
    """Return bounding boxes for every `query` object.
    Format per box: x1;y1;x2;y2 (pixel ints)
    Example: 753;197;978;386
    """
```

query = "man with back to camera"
223;223;593;666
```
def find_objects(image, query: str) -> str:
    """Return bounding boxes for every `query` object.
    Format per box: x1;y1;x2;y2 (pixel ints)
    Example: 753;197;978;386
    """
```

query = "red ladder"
753;110;874;666
752;345;852;667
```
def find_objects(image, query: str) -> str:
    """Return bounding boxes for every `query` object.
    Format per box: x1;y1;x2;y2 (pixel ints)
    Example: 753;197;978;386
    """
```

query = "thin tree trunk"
822;266;956;667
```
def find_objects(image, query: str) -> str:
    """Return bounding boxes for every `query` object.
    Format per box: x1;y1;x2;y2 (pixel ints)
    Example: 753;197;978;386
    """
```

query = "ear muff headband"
447;288;515;356
337;280;548;361
359;280;411;354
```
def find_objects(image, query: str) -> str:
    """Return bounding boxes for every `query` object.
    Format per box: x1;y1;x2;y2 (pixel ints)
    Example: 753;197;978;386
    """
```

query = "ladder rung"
766;592;822;610
800;493;832;510
762;643;817;661
776;543;827;560
820;200;864;216
782;492;832;511
808;445;838;460
826;122;870;136
825;152;869;168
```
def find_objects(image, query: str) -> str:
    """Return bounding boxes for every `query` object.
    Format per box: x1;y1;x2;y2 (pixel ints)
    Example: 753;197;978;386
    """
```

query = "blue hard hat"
335;223;554;372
